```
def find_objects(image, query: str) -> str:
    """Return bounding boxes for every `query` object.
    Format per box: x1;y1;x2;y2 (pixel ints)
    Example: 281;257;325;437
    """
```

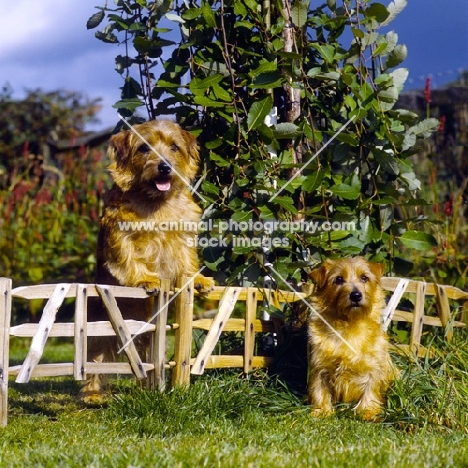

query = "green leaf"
335;133;359;146
112;99;144;111
247;95;273;132
251;72;284;89
381;0;408;27
378;86;399;103
115;55;132;74
402;133;416;151
272;122;300;139
201;1;217;28
379;205;393;231
212;84;232;102
329;184;360;200
374;150;399;175
190;74;223;94
87;10;105;30
363;3;389;23
314;71;340;81
400;231;437;251
386;44;408;68
382;31;399;55
193;95;229;108
311;43;335;64
201;180;220;196
95;30;118;44
273;197;298;213
407;118;440;138
389;68;408;91
399;171;421;191
164;13;185;24
250;59;278;77
199;62;230;77
133;36;174;56
291;0;310;28
302;171;324;192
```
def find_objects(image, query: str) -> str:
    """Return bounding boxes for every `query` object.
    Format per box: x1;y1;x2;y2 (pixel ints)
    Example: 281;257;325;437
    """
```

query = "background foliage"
87;0;440;288
0;87;107;300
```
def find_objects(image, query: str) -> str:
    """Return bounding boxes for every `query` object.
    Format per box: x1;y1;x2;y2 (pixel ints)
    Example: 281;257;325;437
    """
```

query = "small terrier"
307;257;394;421
81;120;214;401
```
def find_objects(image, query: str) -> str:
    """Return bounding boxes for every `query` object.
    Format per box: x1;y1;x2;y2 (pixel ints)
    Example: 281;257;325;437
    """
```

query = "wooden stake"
74;284;88;381
148;279;170;391
0;278;12;426
410;282;427;358
435;284;453;341
172;277;194;387
244;288;257;374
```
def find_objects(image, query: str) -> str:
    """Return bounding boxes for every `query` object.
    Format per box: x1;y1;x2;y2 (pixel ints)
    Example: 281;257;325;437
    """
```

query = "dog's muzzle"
158;161;172;175
154;161;172;192
349;290;362;306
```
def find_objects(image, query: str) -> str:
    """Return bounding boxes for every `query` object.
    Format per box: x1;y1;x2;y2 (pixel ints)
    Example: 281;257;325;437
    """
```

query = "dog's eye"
137;143;151;154
170;144;179;152
361;275;369;283
334;276;344;285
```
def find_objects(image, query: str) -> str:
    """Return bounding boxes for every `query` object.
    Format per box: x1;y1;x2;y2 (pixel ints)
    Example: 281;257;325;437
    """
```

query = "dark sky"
384;0;468;89
0;0;466;129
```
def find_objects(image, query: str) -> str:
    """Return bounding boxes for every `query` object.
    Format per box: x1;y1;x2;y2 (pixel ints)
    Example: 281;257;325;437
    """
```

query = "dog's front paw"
358;406;383;422
141;279;161;295
311;407;335;418
80;392;109;406
194;275;215;293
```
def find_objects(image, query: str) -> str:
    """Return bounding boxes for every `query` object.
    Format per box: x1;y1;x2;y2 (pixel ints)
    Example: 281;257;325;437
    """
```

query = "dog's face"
108;120;200;199
309;257;384;317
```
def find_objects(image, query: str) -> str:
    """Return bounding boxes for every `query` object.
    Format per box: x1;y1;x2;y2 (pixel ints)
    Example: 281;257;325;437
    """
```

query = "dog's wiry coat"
307;257;394;421
81;120;213;401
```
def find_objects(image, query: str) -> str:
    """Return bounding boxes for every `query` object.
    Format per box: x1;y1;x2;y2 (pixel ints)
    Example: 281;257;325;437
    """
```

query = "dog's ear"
309;261;331;289
368;262;385;280
181;129;200;164
109;130;132;166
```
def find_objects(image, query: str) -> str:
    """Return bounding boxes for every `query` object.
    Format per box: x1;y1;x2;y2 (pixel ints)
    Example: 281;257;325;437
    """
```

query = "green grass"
2;336;468;467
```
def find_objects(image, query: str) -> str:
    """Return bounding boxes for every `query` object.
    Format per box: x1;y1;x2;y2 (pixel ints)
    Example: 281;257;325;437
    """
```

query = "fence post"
172;277;194;387
74;284;88;381
410;281;427;358
244;288;258;374
148;279;171;391
0;278;12;426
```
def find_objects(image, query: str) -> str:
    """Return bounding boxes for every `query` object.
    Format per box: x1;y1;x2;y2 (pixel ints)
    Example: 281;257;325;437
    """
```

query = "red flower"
443;196;453;216
424;76;431;103
35;188;52;206
438;115;446;131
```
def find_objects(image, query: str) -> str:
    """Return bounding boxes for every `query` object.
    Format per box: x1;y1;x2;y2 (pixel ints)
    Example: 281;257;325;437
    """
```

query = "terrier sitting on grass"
307;257;395;421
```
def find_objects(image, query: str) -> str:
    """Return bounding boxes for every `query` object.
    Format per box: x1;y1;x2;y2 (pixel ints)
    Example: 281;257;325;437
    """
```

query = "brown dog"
81;120;214;400
307;257;394;421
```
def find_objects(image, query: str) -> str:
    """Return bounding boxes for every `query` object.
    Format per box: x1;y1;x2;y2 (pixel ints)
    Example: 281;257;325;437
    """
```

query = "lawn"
2;336;468;467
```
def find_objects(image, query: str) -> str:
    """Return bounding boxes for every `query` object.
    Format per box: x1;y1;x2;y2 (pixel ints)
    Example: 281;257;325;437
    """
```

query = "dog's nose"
350;291;362;303
158;161;172;175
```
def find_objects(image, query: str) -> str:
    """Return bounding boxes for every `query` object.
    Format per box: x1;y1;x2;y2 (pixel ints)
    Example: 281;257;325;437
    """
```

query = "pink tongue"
156;181;171;191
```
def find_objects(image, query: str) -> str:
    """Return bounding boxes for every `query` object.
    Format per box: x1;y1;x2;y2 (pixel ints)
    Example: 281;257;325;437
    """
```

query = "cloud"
0;0;121;128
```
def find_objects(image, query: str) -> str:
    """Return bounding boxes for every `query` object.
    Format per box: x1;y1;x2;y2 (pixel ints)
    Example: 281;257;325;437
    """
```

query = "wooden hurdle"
380;277;468;358
0;275;467;425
